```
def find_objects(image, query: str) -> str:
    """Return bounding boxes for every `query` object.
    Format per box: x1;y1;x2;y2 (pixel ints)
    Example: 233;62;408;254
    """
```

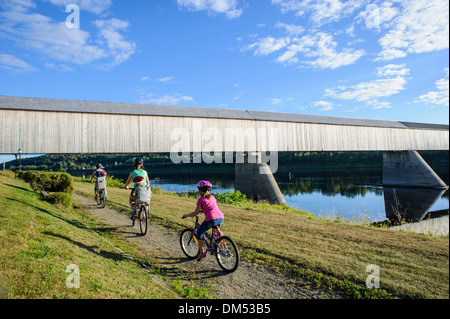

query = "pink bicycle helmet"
197;180;212;188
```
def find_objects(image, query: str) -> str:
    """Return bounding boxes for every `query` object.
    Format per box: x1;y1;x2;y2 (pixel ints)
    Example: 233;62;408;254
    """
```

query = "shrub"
215;190;247;204
106;175;124;189
18;170;38;184
19;171;73;194
46;192;72;208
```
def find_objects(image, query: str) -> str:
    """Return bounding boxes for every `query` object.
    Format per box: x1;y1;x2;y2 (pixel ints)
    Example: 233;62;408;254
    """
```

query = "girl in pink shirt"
182;180;224;261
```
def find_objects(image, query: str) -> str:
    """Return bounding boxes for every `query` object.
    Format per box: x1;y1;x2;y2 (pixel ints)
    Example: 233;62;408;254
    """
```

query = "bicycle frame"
135;199;149;214
181;215;239;272
190;217;222;254
95;179;107;208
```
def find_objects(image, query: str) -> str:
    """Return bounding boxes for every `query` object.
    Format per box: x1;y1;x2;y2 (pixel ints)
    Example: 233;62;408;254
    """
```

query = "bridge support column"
235;152;287;205
382;151;447;188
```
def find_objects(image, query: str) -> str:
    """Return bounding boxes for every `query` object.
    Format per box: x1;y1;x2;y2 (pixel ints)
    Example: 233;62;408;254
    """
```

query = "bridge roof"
1;95;448;130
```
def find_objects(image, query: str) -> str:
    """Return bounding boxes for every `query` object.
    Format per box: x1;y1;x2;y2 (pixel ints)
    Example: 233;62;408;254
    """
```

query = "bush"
106;175;124;189
215;190;247;205
19;171;73;194
46;192;72;208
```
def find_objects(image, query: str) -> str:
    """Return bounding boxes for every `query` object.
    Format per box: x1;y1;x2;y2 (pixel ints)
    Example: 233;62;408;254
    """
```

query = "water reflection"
383;187;448;224
275;168;384;198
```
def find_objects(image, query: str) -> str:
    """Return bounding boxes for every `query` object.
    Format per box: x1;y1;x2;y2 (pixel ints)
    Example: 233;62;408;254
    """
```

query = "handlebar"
182;211;202;221
182;215;199;225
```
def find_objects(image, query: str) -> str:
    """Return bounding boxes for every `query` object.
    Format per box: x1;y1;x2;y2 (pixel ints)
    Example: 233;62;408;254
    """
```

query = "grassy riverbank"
74;180;449;299
0;172;178;299
1;172;448;299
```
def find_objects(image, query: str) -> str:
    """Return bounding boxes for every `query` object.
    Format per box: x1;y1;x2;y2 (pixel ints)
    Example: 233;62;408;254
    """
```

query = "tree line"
5;151;448;172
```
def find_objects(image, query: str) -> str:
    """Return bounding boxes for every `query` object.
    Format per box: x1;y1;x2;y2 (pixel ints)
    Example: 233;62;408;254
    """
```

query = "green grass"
73;180;449;299
0;173;178;299
1;171;448;299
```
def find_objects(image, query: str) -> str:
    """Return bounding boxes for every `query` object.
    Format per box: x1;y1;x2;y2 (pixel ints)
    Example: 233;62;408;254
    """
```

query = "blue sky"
0;0;448;129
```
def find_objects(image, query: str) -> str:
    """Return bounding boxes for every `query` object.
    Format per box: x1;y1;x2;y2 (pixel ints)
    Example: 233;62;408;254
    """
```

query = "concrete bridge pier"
234;152;287;205
382;151;448;188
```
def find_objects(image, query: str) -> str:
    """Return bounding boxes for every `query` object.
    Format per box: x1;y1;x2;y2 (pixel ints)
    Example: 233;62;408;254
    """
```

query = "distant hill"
4;151;448;173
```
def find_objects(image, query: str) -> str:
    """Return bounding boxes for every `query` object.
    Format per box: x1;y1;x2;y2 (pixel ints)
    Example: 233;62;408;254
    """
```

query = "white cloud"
299;32;365;69
244;37;291;56
157;76;175;83
0;11;106;64
274;22;304;36
375;0;449;61
0;0;135;69
0;53;38;72
312;100;334;111
325;77;407;101
367;100;392;109
271;0;365;26
415;68;449;106
95;18;136;67
357;2;399;29
375;48;407;61
42;0;113;15
376;64;410;77
177;0;244;18
324;64;410;109
0;0;36;12
265;0;448;70
245;32;364;69
269;98;283;105
141;93;194;105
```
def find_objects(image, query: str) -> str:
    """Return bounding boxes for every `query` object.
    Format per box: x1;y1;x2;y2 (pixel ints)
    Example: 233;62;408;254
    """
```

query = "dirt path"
74;193;343;299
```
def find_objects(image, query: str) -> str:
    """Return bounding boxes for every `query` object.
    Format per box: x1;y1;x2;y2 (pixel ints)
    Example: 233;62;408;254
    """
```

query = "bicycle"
180;216;239;273
95;176;107;208
131;185;151;235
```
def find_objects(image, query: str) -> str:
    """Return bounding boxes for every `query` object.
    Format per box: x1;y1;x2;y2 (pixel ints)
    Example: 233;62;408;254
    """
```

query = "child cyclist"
182;180;224;262
124;157;150;218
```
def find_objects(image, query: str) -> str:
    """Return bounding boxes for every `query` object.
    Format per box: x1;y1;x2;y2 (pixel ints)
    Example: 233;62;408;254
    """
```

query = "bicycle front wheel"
180;229;199;259
139;205;148;235
216;236;239;273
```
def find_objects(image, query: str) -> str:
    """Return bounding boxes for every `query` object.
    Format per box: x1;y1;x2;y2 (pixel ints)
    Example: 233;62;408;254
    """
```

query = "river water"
98;165;448;223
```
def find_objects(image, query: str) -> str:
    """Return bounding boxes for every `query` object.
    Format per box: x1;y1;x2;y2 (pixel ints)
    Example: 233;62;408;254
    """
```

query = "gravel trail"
74;193;343;299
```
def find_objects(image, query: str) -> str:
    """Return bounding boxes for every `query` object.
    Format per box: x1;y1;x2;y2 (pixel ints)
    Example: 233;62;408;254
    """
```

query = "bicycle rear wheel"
139;205;148;235
215;236;239;273
180;229;199;259
99;190;106;208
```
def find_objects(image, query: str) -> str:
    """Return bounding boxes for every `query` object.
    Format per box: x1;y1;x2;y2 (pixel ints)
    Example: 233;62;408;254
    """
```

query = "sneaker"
196;251;207;262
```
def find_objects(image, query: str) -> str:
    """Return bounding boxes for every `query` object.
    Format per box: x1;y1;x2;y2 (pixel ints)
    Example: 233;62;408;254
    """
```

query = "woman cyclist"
124;157;150;217
182;180;224;262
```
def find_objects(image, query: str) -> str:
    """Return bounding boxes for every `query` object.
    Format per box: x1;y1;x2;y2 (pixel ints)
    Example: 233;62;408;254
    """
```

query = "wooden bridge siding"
0;109;448;154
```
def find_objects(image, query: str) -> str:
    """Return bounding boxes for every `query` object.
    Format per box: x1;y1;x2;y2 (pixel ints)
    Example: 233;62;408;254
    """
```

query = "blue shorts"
196;218;224;240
